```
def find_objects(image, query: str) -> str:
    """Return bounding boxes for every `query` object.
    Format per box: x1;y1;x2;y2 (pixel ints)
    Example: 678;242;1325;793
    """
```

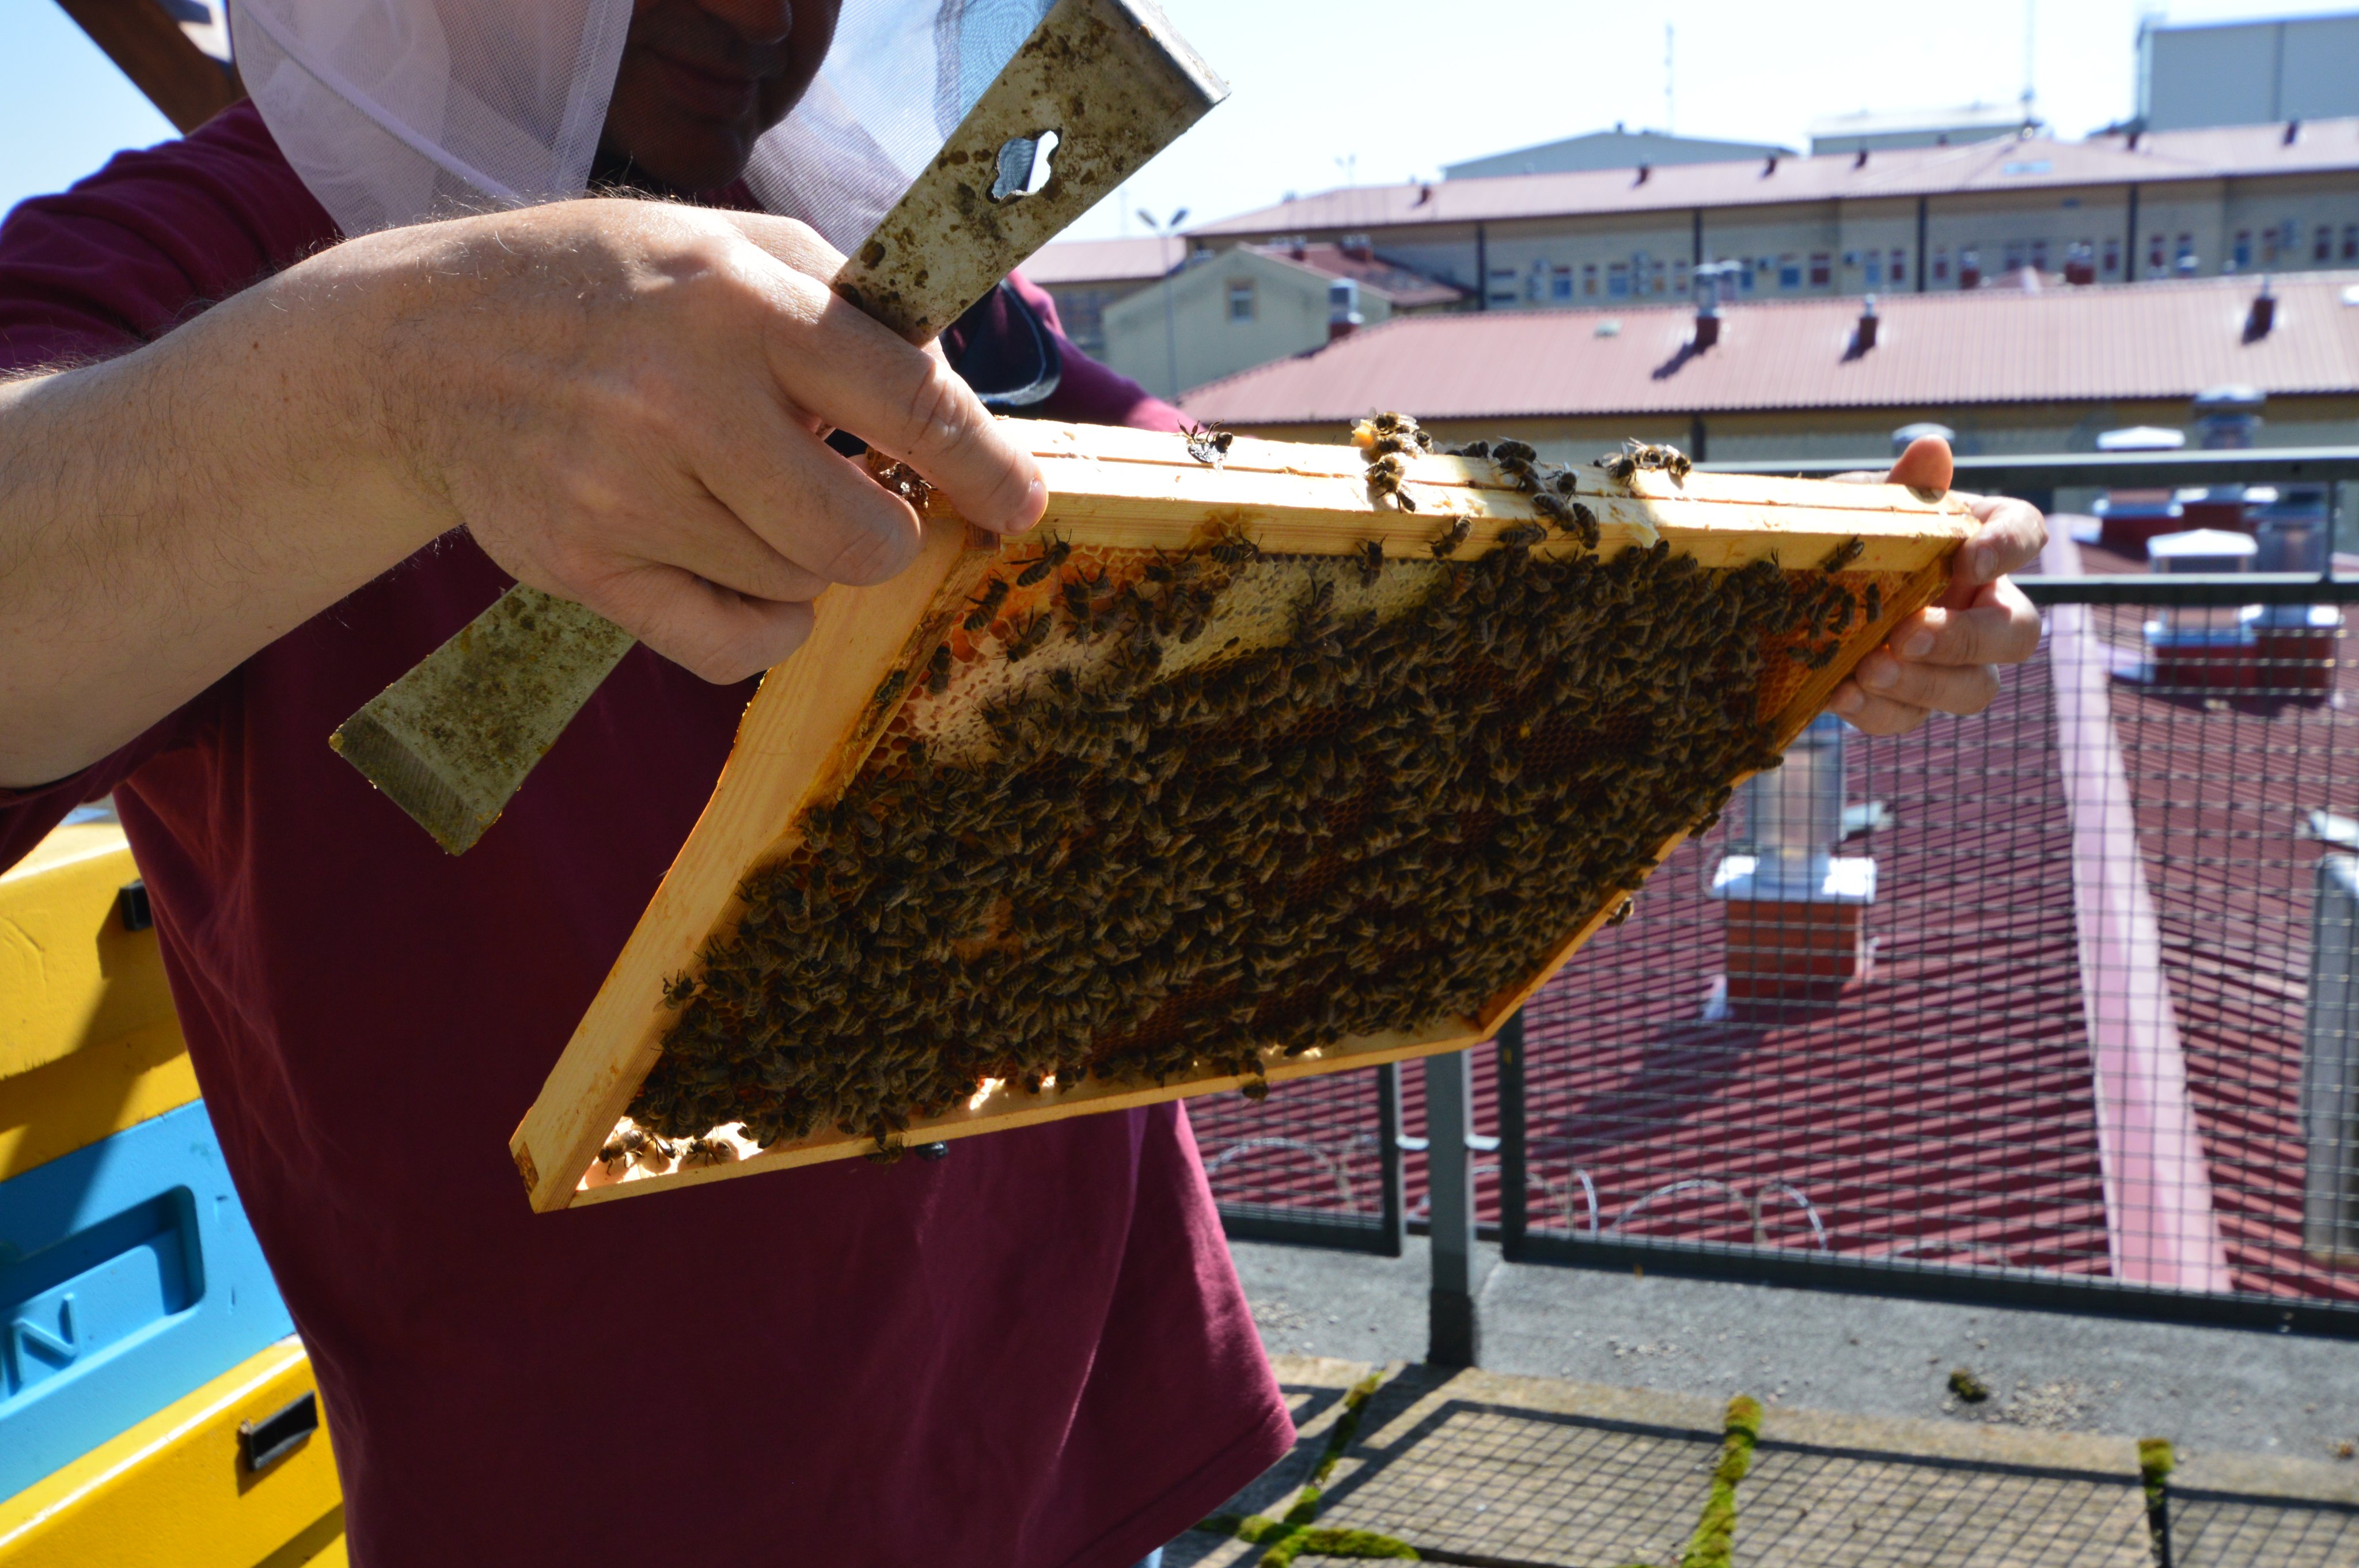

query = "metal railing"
1189;511;2359;1347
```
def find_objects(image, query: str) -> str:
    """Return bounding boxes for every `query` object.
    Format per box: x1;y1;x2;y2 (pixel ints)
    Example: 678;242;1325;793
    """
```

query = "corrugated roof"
1190;119;2359;237
1181;271;2359;422
1018;235;1179;285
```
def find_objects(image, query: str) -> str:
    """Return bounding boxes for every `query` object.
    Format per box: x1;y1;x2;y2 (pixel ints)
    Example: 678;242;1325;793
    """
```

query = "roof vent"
1340;233;1374;263
1762;153;1779;176
1635;162;1651;185
1853;294;1879;354
1691;261;1738;351
2128;129;2143;151
1853;148;1868;169
2285;119;2302;146
2246;280;2277;343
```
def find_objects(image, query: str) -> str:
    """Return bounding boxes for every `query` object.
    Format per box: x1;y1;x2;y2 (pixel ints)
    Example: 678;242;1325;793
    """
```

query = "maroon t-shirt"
0;104;1287;1567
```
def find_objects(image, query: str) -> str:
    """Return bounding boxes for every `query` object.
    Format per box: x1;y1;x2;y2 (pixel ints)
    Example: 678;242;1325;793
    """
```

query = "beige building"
1186;120;2359;310
1017;236;1178;356
1098;241;1463;400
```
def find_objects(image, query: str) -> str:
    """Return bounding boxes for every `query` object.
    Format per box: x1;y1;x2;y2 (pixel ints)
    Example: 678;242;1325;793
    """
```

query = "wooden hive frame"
510;420;1974;1212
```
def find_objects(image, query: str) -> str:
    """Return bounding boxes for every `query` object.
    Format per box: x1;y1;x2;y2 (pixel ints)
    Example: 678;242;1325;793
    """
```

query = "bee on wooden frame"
1431;517;1472;559
1184;422;1235;465
1365;453;1418;512
926;643;953;694
1356;540;1385;586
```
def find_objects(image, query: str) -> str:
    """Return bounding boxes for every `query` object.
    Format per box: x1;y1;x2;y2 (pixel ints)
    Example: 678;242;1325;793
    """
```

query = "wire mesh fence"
1188;565;2359;1337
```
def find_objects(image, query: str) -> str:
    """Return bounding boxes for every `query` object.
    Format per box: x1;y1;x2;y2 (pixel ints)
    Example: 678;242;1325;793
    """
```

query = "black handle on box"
239;1391;318;1474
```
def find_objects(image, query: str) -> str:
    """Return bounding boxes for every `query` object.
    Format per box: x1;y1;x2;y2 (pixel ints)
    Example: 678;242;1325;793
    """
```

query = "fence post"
1497;1009;1528;1262
1375;1062;1406;1258
1424;1048;1480;1367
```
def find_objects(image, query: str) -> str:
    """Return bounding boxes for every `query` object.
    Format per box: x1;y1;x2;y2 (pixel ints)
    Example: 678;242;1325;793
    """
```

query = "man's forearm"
0;269;434;787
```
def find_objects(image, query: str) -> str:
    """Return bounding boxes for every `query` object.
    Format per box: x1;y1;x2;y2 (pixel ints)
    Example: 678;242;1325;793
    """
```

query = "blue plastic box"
0;1100;294;1499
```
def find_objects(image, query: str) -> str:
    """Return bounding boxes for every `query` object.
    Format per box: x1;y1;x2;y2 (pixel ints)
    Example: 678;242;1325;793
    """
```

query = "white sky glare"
3;1;2357;237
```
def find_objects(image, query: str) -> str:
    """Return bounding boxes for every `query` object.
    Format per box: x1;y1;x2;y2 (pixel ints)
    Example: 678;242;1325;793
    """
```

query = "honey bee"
1004;610;1053;662
871;667;907;709
1864;583;1883;622
1496;522;1548;548
926;643;953;694
1352;411;1435;454
661;971;696;1008
1184;422;1235;465
963;578;1010;633
1208;530;1261;566
1821;537;1865;572
1365;453;1418;512
680;1135;738;1168
1015;534;1073;588
1607;896;1634;927
1636;442;1692;480
1356;540;1385;586
1446;440;1492;459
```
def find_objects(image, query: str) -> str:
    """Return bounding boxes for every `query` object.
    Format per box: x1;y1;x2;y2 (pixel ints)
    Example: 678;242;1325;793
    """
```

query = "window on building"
1583;263;1599;295
1737;258;1755;293
1488;266;1518;306
2102;236;2121;274
1607;262;1630;298
2232;229;2252;269
2318;225;2335;263
2148;233;2165;271
1778;254;1801;288
2003;240;2026;271
1891;248;1906;283
2030;238;2049;272
1864;255;1882;286
1959;247;1982;288
1672;258;1689;295
1932;245;1951;282
2345;225;2359;261
1649;260;1668;294
1808;253;1831;287
1226;279;1254;322
2176;234;2195;274
1551;265;1573;301
2262;226;2280;265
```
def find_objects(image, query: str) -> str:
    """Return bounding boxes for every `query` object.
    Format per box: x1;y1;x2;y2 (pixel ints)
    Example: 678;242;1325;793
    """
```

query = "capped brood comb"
510;420;1973;1210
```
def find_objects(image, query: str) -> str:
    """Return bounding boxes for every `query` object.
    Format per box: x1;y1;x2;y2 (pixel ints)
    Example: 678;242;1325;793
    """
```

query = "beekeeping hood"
226;0;1055;246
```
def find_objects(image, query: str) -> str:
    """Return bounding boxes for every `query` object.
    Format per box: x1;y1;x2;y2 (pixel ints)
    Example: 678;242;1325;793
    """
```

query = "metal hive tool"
509;420;1975;1211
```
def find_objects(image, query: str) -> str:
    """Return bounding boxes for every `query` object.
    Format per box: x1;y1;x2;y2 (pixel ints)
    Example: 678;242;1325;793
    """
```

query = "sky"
7;0;2359;238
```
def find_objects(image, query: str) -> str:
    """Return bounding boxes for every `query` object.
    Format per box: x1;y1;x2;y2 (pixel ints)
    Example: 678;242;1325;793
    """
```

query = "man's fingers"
574;564;817;684
1951;494;2049;585
1886;579;2041;669
1884;435;1954;493
744;244;1046;538
1852;645;2003;716
689;395;926;586
1827;680;1933;736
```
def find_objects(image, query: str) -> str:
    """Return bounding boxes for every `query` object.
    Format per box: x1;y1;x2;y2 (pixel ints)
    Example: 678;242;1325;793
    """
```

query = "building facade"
2141;12;2359;133
1186;120;2359;312
1443;126;1789;180
1015;236;1177;356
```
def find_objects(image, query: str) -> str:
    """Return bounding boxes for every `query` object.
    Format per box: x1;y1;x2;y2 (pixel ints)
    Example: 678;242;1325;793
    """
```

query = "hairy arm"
0;199;1045;788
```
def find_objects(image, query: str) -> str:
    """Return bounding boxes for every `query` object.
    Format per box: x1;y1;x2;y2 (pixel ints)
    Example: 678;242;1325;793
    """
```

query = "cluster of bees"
621;420;1869;1160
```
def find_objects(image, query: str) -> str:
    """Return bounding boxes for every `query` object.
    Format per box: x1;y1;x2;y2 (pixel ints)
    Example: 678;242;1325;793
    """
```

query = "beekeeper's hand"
1827;436;2045;736
363;199;1045;684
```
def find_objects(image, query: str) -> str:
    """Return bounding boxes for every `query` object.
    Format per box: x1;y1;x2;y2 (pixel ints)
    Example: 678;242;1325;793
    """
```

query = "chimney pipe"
1635;162;1651;185
2285;119;2302;146
1853;147;1868;169
1854;294;1879;352
2246;280;2277;341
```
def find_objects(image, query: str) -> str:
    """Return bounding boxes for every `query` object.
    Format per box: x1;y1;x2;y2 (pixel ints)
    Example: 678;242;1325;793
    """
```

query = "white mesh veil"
228;0;1055;249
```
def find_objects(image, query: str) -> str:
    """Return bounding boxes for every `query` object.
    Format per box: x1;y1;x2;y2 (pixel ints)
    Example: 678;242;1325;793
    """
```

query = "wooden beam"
54;0;243;135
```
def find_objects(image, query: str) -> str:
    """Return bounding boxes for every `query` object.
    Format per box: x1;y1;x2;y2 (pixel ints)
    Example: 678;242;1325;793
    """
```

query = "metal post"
1424;1049;1480;1367
1496;1010;1529;1261
1376;1062;1406;1258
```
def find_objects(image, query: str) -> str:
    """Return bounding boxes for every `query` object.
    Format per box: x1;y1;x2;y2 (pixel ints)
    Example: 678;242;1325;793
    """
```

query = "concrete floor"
1230;1236;2359;1468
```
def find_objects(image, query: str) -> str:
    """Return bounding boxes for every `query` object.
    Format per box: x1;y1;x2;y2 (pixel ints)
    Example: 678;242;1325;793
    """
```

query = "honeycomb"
613;464;1897;1164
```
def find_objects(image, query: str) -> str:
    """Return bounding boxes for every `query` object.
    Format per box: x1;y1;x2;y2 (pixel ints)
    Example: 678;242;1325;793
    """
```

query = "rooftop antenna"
1665;22;1675;134
2020;0;2037;126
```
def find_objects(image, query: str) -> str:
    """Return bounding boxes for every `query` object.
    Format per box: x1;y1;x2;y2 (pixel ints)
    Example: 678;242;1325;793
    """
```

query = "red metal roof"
1190;119;2359;237
1180;272;2359;423
1017;236;1178;286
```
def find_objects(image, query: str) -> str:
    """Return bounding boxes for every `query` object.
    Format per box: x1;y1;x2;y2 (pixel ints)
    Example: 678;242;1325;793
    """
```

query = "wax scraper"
332;0;1226;853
